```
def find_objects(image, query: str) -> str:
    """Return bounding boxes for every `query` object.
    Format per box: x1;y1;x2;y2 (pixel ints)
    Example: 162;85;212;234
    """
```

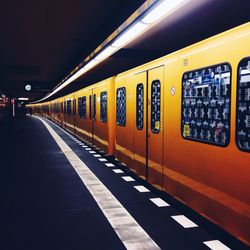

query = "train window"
100;91;107;122
78;97;82;117
116;87;126;126
136;83;144;130
73;99;76;115
236;58;250;152
182;63;231;146
89;95;92;119
82;96;86;119
151;80;161;133
93;94;96;119
64;101;66;114
66;100;72;115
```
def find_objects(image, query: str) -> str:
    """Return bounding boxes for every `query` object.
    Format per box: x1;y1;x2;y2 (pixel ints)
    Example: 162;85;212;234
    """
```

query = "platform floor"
2;116;248;250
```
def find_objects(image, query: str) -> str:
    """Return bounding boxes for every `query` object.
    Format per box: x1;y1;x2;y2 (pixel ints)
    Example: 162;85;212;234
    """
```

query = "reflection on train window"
236;58;250;152
136;83;144;130
66;100;72;115
89;95;92;119
100;91;107;122
182;63;231;146
151;80;160;133
73;99;76;115
81;96;86;118
116;87;126;126
93;94;96;119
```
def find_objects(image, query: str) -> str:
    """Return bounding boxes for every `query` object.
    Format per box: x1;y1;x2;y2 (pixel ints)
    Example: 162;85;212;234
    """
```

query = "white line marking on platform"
82;145;87;148
171;215;198;228
94;154;101;157
113;169;124;174
98;158;107;162
85;148;91;150
89;151;96;153
150;198;170;207
105;163;115;167
134;185;150;193
37;117;160;250
203;240;231;250
122;176;135;182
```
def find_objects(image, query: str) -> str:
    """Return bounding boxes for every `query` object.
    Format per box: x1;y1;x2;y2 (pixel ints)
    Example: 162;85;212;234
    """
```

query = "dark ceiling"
0;0;250;102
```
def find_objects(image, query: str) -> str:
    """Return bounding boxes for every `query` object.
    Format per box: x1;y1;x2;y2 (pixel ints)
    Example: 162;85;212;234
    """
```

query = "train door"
147;66;164;189
133;71;147;180
134;66;164;189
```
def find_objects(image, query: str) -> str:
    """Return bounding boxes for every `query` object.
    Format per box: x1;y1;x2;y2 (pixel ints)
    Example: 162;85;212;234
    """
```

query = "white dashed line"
82;145;88;148
203;240;231;250
98;158;107;162
94;154;102;157
105;163;115;167
89;151;96;153
113;169;124;174
171;215;198;228
150;198;170;207
85;148;91;151
134;186;150;193
122;176;135;182
37;117;160;250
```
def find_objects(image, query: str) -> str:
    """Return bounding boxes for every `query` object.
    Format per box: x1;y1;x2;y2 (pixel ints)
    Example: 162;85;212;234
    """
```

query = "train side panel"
163;23;250;244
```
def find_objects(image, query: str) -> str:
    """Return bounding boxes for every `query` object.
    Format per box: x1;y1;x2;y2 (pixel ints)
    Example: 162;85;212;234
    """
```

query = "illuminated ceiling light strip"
112;22;148;48
33;0;190;104
83;59;99;70
95;46;117;61
142;0;190;24
18;97;29;101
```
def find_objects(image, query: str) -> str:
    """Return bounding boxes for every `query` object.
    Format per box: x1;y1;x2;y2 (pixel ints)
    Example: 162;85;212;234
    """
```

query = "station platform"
2;116;248;250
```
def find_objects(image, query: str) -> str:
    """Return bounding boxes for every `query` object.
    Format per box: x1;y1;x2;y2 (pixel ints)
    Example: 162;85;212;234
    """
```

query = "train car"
74;77;115;155
114;22;250;244
28;22;250;244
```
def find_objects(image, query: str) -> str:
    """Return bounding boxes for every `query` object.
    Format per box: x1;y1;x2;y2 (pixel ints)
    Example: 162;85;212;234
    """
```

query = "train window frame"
136;83;144;130
236;57;250;152
181;62;232;147
66;100;72;115
100;91;108;123
73;99;76;116
78;97;82;117
151;80;161;134
116;87;126;126
82;96;86;119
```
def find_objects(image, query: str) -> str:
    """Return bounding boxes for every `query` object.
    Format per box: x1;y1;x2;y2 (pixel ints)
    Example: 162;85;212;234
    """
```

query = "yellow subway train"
28;22;250;245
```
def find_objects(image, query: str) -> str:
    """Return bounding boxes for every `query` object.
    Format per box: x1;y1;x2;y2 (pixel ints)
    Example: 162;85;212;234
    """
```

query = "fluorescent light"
142;0;189;24
112;22;148;48
95;46;117;61
18;97;29;101
84;59;99;70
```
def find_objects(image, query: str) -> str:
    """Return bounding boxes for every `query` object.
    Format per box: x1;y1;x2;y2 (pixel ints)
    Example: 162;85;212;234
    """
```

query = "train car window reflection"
236;57;250;152
116;87;126;126
100;91;107;122
151;80;160;133
182;63;231;146
136;83;144;130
